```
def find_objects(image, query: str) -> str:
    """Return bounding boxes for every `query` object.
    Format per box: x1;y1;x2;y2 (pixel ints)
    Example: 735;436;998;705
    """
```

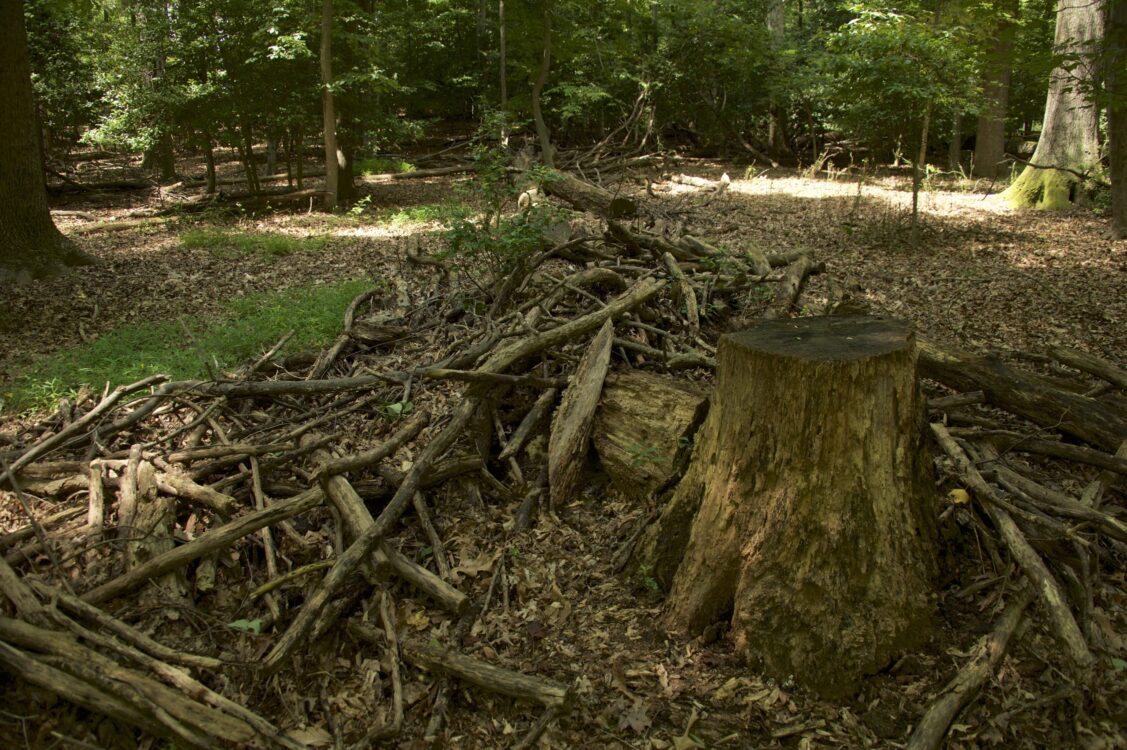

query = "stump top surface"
726;316;914;361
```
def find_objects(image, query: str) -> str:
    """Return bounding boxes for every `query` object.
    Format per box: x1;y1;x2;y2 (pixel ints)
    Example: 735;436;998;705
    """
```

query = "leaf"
618;702;652;735
1111;658;1127;671
228;618;263;634
287;726;333;746
947;488;971;505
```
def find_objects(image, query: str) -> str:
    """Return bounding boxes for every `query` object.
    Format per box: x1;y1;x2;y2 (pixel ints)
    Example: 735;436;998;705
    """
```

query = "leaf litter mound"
1;161;1126;749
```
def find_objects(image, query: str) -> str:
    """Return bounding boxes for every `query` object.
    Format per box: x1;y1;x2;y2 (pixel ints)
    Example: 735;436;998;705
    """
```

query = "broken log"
592;371;708;501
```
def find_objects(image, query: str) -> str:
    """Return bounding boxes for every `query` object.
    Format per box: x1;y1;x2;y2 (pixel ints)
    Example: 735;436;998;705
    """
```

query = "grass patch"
180;227;329;258
354;157;415;176
380;202;470;226
3;279;373;414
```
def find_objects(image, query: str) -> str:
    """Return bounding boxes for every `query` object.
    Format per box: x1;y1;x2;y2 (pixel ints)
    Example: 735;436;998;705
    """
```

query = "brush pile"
1;168;1125;749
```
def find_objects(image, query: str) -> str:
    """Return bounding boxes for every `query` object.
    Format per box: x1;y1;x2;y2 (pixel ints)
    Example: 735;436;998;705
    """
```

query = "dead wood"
1049;346;1127;391
906;584;1037;750
919;339;1127;452
931;423;1093;671
592;370;708;501
764;254;825;319
81;487;324;605
548;319;616;509
499;388;558;462
399;638;571;708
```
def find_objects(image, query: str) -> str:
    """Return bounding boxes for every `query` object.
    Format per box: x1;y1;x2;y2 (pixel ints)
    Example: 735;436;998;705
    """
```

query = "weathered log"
592;371;708;501
918;339;1127;452
548;319;615;509
398;638;571;708
661;316;937;697
307;436;468;614
764;254;825;319
541;169;636;218
1049;346;1127;391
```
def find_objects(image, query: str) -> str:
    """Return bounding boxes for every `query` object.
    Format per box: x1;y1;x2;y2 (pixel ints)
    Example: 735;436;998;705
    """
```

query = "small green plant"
228;618;264;634
348;195;373;217
625;442;661;468
180;227;328;259
382;202;468;226
354;157;415;176
382;400;414;419
635;564;661;594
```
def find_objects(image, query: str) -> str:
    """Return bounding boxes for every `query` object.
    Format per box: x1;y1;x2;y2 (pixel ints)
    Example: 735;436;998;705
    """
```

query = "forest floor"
1;151;1126;749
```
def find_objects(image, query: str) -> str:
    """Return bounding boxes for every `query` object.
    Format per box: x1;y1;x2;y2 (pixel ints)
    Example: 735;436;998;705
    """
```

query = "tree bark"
1109;0;1127;237
0;0;95;282
661;316;937;698
531;3;555;168
320;0;340;209
1002;0;1103;208
973;0;1017;178
766;0;792;159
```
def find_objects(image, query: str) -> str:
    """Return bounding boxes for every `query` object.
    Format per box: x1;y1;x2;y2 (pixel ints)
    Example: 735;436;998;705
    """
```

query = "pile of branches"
0;168;824;748
3;164;1125;748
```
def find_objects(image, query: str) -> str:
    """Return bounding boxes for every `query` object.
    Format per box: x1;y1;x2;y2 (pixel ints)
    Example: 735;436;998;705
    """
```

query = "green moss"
1003;166;1078;209
3;279;373;414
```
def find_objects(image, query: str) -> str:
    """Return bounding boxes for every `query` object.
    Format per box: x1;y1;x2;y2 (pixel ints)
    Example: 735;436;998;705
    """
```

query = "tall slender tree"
1002;0;1104;208
0;0;94;282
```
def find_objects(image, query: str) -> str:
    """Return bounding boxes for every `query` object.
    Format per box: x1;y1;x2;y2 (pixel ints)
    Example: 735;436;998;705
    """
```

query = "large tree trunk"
320;0;340;210
1002;0;1103;208
660;317;937;698
1109;0;1127;238
973;0;1017;179
0;0;94;282
765;0;792;159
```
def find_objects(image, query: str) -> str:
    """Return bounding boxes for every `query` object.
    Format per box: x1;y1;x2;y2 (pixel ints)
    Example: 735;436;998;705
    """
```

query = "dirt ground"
1;154;1126;749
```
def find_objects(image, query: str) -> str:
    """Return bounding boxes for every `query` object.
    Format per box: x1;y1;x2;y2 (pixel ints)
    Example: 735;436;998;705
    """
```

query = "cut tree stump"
661;316;937;697
592;371;708;502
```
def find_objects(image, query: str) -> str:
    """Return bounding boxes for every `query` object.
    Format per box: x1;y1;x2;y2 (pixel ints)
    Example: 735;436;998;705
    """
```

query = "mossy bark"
1002;0;1103;209
660;317;937;698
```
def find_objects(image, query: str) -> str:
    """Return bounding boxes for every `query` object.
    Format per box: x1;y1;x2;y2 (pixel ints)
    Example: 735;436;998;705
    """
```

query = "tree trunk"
204;134;217;195
1109;0;1127;238
320;0;340;209
973;0;1016;179
765;0;792;159
0;0;94;282
1002;0;1103;208
661;316;937;698
531;3;555;168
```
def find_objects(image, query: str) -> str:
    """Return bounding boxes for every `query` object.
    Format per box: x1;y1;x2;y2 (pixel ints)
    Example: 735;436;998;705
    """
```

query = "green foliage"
821;2;979;158
381;202;469;225
353;157;416;176
4;279;372;414
180;228;329;259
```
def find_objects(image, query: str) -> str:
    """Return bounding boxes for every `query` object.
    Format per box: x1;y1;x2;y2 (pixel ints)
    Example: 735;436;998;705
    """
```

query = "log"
541;169;636;218
592;371;708;501
661;316;937;697
918;339;1127;452
548;319;615;509
398;638;571;709
1049;346;1127;390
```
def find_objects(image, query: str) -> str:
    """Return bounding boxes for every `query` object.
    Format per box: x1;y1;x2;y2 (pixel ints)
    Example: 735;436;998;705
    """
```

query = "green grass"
380;202;469;225
180;227;329;258
354;157;416;176
3;279;374;414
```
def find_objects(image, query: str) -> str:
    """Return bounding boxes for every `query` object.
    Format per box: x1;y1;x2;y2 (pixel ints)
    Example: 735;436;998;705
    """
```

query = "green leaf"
1112;658;1127;671
229;618;263;634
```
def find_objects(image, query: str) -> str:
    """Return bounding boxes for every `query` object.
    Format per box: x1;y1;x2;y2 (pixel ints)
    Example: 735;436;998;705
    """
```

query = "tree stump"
662;316;937;697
